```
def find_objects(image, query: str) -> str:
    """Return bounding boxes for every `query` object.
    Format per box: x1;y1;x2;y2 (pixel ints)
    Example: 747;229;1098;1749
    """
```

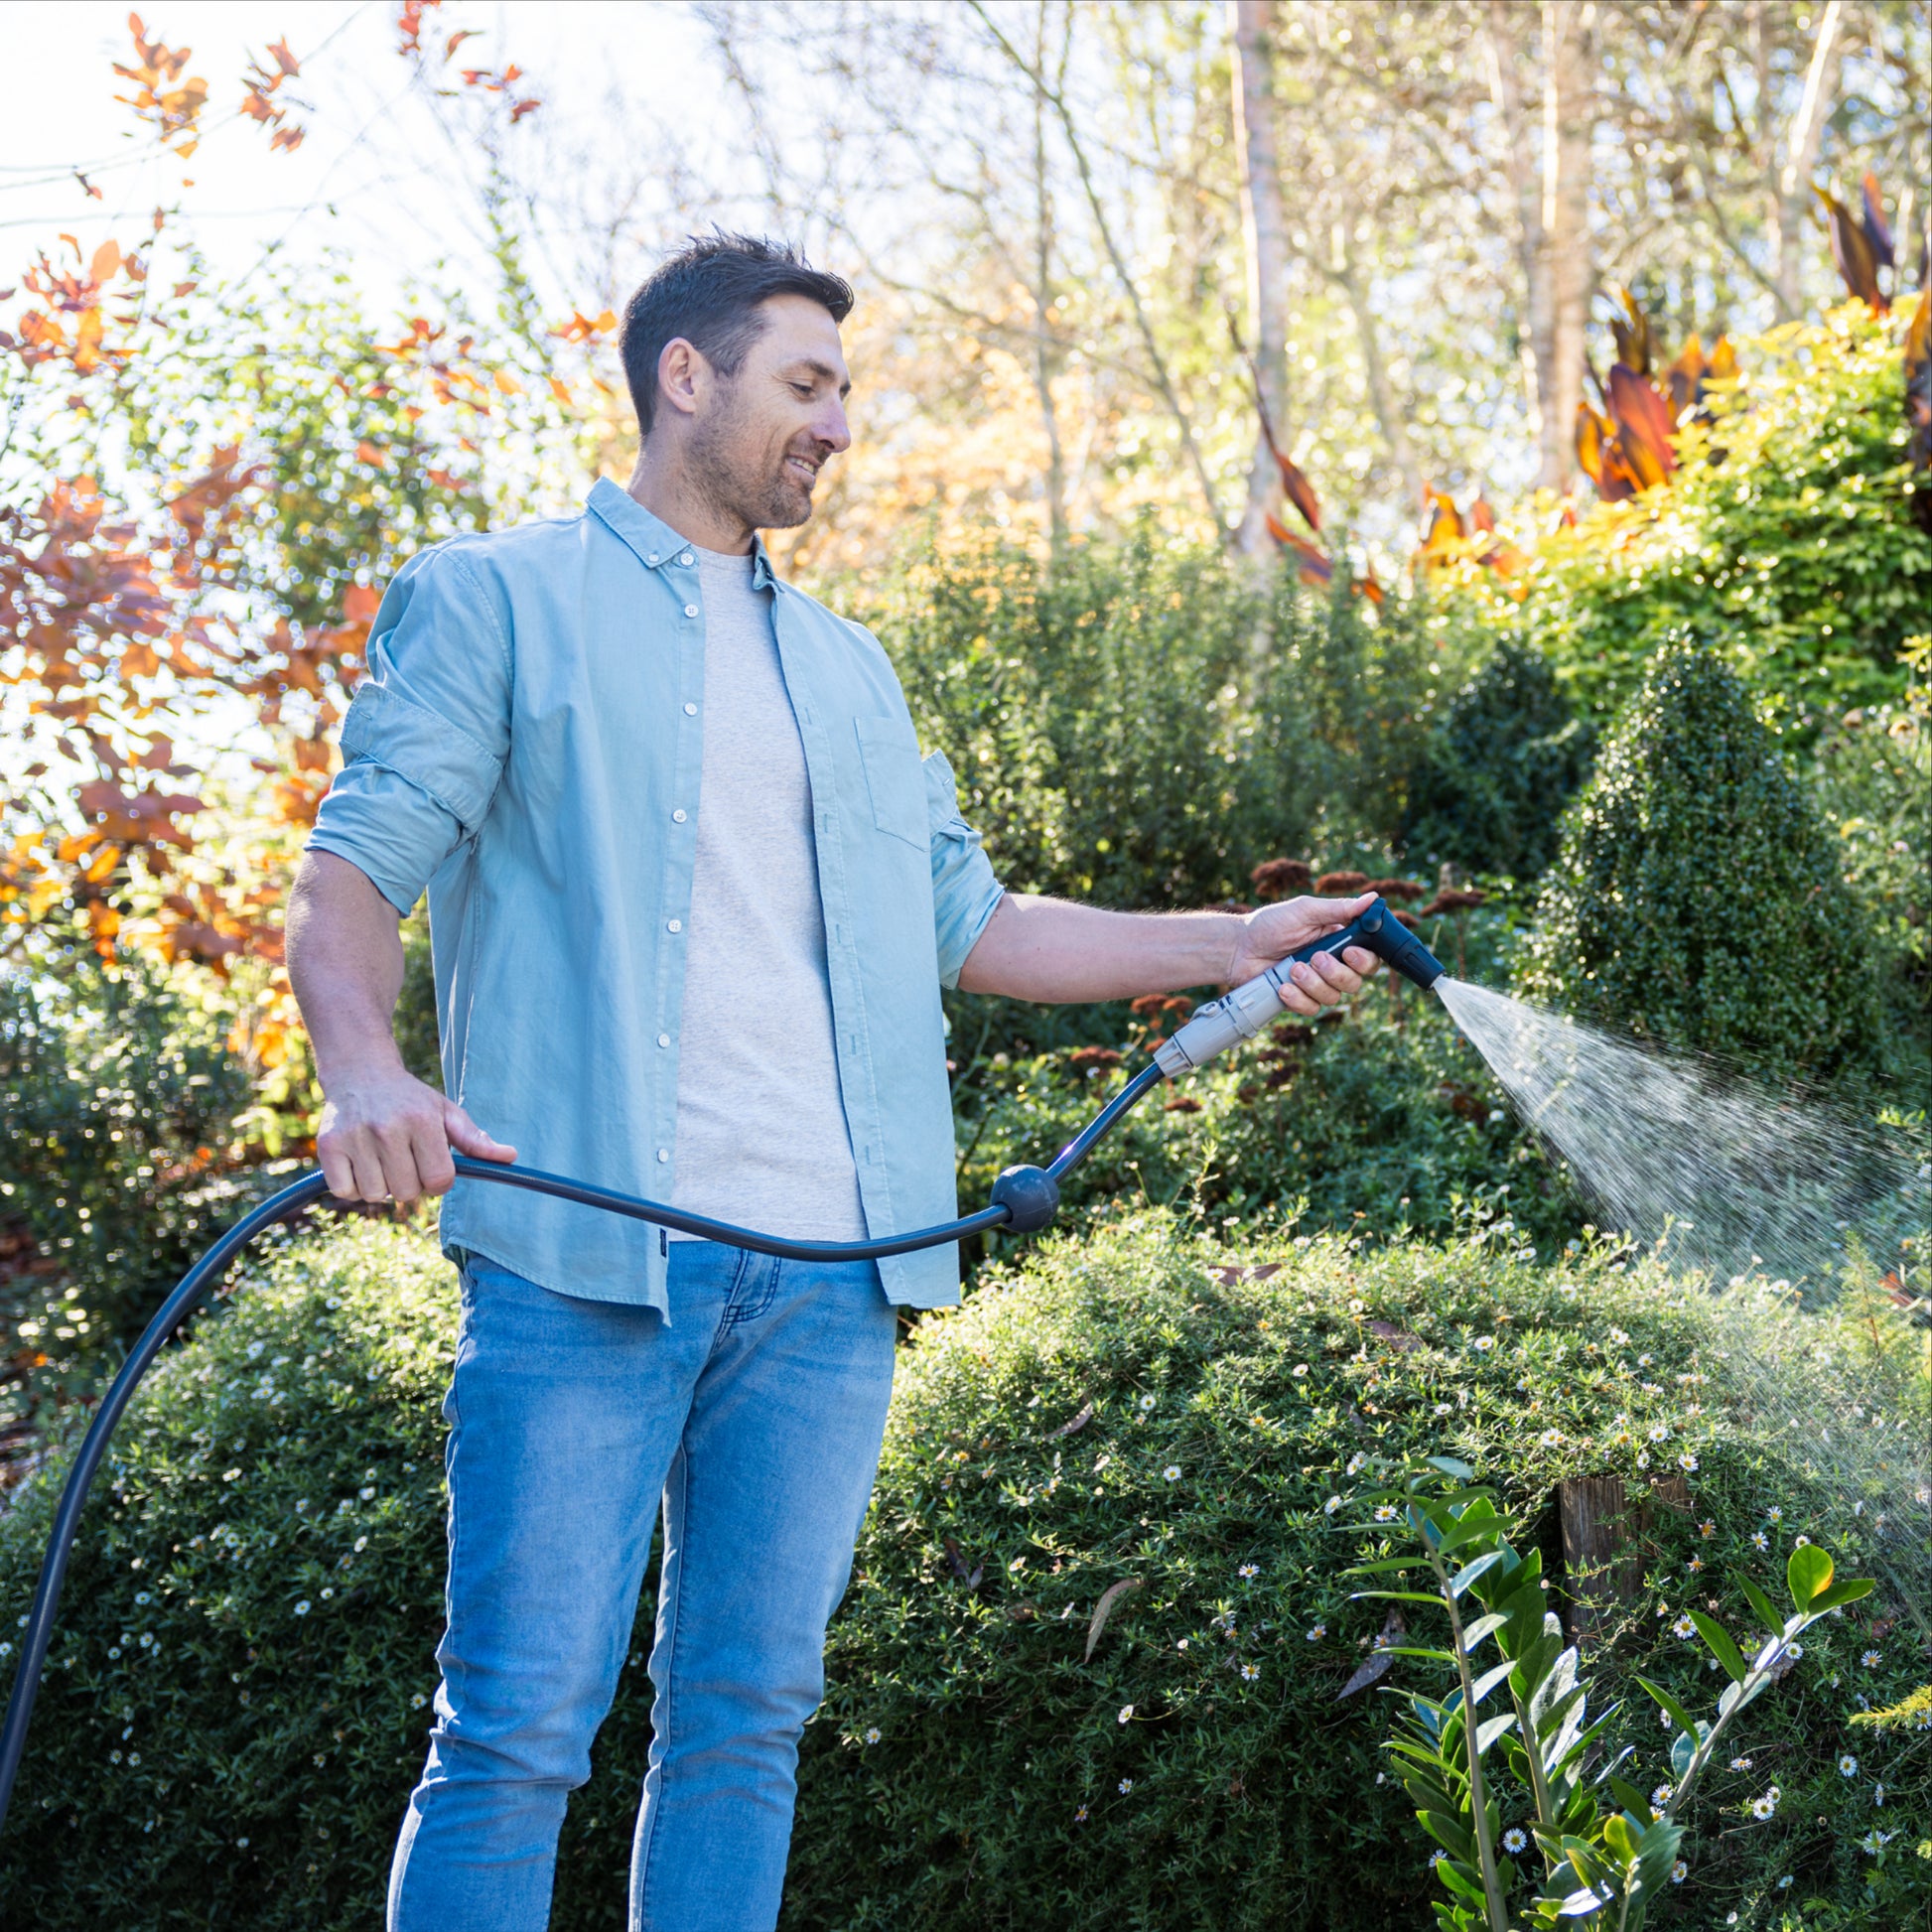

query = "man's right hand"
315;1066;518;1204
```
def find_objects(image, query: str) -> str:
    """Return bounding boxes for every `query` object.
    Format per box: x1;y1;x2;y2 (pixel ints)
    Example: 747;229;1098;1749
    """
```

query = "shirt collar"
587;477;779;592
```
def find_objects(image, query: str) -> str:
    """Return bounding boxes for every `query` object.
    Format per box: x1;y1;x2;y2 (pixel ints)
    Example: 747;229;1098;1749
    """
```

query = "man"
289;233;1377;1932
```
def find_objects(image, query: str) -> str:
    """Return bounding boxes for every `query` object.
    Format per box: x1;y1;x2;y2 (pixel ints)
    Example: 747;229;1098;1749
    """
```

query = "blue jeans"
386;1242;897;1931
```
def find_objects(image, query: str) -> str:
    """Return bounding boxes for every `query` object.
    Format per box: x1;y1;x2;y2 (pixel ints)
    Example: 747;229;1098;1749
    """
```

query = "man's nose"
814;396;851;455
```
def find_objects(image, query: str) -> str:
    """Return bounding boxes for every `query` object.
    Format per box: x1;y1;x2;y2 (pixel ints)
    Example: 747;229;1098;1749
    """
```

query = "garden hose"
0;897;1445;1836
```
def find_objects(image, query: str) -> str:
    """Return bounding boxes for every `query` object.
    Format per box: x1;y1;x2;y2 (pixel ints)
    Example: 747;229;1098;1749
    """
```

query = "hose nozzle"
1154;895;1447;1077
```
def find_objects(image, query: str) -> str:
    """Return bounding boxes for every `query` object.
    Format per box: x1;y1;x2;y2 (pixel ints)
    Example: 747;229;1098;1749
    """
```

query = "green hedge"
2;1217;1924;1928
1517;640;1878;1078
855;534;1436;908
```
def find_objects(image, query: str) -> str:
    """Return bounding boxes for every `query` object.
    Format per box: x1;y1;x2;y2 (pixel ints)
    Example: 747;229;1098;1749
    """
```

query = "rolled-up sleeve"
307;546;511;913
923;748;1004;989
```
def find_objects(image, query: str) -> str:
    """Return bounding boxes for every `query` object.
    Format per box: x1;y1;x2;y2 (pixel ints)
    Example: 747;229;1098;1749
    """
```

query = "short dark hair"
619;233;854;434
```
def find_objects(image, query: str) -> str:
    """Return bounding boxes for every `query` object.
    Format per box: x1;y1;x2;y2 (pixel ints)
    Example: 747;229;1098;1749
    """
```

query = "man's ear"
654;336;708;420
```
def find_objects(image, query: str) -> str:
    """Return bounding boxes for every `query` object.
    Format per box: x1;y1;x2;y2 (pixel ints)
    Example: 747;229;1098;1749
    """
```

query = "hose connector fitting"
989;1164;1060;1233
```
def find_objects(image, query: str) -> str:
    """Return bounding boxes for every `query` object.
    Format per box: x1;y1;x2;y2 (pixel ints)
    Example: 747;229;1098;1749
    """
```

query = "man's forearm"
286;851;409;1084
955;889;1381;1016
955;893;1242;1003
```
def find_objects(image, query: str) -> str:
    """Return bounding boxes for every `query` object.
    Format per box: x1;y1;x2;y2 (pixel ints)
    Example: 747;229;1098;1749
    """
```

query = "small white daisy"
1766;1506;1782;1523
1670;1861;1687;1883
1322;1495;1341;1515
1502;1826;1527;1854
1163;1465;1181;1482
1728;1755;1752;1771
1750;1531;1768;1551
1138;1394;1157;1412
1306;1624;1326;1641
1862;1649;1882;1667
293;1600;311;1616
1118;1778;1133;1795
1840;1753;1859;1777
1074;1803;1088;1822
1237;1563;1259;1580
1239;1662;1259;1681
1648;1424;1670;1443
865;1726;881;1744
1678;1452;1699;1472
1119;1705;1135;1725
1374;1504;1399;1522
1472;1336;1495;1352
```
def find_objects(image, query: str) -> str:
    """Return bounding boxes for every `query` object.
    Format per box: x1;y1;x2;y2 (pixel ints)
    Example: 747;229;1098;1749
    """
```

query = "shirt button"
683;701;697;715
656;1148;670;1163
683;603;698;619
667;918;682;933
672;808;687;823
647;552;659;565
657;1033;671;1048
679;552;695;566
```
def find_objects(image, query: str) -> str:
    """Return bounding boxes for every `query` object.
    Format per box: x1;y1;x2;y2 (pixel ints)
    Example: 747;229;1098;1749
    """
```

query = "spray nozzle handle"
1152;895;1447;1078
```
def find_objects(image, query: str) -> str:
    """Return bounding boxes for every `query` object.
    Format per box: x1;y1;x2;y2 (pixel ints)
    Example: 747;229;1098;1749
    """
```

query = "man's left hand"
1226;892;1382;1017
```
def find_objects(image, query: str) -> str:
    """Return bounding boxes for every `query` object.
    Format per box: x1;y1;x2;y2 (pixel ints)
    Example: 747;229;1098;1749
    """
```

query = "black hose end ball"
990;1164;1060;1233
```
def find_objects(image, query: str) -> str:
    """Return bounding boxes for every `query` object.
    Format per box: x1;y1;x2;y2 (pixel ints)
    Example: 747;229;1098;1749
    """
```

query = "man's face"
685;294;851;531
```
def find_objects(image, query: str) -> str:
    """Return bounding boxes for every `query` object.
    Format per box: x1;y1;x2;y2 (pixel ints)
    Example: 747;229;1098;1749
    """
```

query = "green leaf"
1459;1611;1510;1648
1469;1657;1516;1705
1805;1578;1874;1613
1348;1590;1451;1607
1634;1675;1700;1746
1448;1550;1509;1596
1436;1860;1489;1905
1345;1556;1426;1576
1605;1775;1653;1823
1435;1513;1512;1559
1787;1543;1833;1609
1474;1711;1517;1755
1734;1571;1784;1639
1686;1608;1746;1683
1427;1455;1475;1480
1559;1885;1613;1917
1421;1809;1475;1859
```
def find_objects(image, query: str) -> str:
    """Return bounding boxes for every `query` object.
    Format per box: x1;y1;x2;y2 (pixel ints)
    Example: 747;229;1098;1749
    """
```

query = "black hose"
0;1062;1169;1835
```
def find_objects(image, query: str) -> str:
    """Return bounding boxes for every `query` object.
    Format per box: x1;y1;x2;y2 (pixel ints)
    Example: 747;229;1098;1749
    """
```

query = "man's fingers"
413;1117;458;1196
319;1142;359;1201
446;1103;517;1165
371;1122;427;1203
1341;945;1381;977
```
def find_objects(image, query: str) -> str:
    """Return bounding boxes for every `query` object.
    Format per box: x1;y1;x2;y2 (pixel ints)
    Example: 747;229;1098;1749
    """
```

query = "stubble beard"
690;391;819;534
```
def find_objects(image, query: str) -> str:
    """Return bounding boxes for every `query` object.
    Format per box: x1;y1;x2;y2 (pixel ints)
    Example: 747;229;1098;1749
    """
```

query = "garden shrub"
1516;639;1878;1077
2;1217;1924;1929
1808;635;1932;1108
1;950;255;1365
1454;303;1932;726
1396;640;1595;883
856;534;1435;910
783;1221;1928;1931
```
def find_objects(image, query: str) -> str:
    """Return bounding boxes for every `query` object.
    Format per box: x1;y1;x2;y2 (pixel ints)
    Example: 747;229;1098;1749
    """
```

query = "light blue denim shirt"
306;479;1005;1312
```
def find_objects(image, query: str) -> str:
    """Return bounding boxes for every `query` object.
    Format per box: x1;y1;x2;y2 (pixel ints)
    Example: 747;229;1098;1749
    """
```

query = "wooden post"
1559;1475;1628;1653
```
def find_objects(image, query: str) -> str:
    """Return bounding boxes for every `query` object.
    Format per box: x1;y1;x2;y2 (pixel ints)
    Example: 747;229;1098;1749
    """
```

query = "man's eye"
791;384;812;398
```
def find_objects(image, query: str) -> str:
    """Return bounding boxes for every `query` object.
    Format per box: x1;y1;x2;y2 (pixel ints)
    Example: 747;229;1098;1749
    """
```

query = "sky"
0;1;733;318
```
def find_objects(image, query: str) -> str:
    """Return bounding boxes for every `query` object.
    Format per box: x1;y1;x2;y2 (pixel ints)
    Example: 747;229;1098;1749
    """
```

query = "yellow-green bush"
1457;304;1931;726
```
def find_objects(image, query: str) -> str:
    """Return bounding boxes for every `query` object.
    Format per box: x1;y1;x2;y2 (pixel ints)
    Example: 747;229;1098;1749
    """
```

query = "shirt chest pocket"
853;716;929;852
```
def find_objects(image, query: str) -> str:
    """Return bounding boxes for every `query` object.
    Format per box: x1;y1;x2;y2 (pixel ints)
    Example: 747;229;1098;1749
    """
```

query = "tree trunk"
1230;0;1291;557
1484;1;1558;485
1332;224;1425;510
1544;0;1595;494
1559;1474;1627;1653
1771;0;1846;318
1031;1;1069;560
